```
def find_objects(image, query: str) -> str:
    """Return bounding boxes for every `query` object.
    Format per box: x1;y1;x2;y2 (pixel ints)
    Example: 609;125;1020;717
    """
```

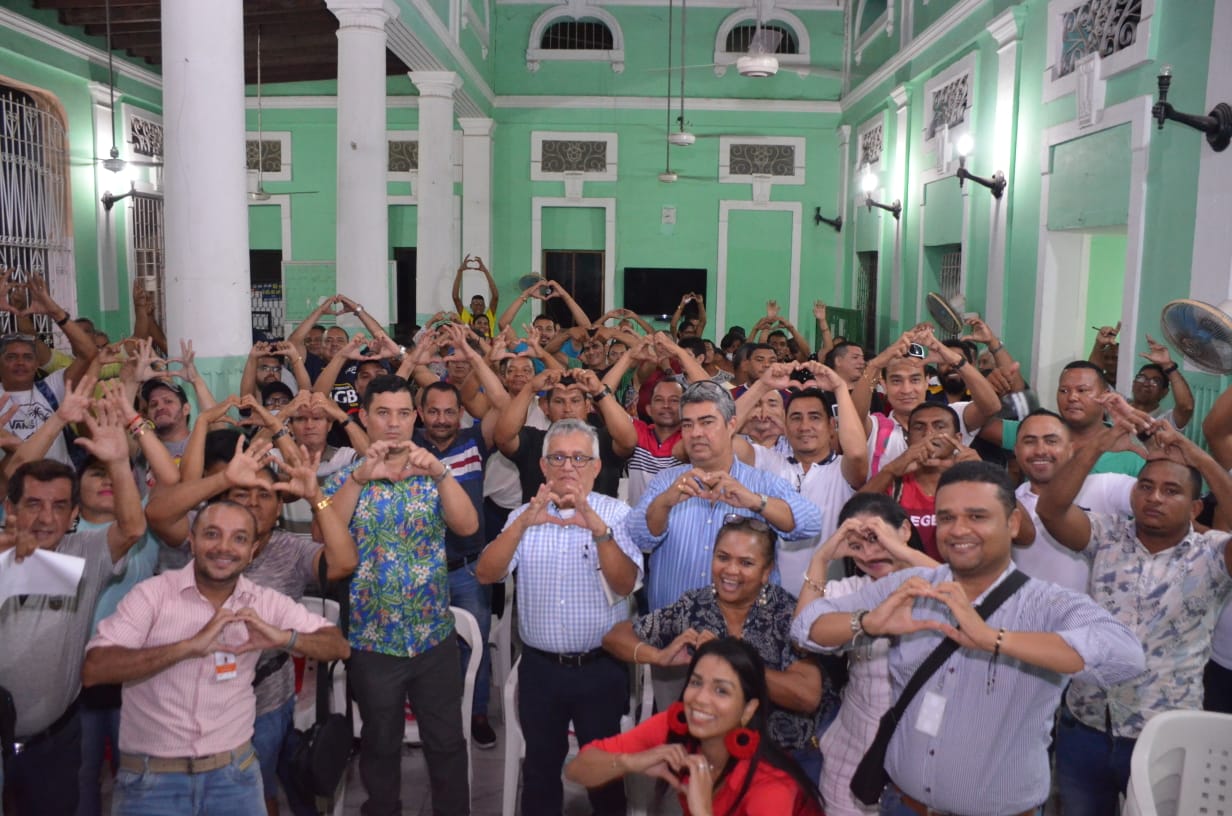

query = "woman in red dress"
565;638;825;816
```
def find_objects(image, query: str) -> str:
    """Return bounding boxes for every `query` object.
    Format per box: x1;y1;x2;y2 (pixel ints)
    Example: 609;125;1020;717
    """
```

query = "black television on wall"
622;267;708;316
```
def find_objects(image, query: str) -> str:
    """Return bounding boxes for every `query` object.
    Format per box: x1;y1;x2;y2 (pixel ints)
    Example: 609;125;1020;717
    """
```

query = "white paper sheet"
0;548;86;604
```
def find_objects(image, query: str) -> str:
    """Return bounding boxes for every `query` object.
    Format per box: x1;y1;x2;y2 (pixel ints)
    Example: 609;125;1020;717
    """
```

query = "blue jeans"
448;563;492;717
111;745;264;816
1056;707;1135;816
77;704;121;816
251;696;315;816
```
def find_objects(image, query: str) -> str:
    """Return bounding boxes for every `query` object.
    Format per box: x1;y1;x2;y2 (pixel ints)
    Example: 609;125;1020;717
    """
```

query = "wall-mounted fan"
1159;298;1232;374
926;291;966;335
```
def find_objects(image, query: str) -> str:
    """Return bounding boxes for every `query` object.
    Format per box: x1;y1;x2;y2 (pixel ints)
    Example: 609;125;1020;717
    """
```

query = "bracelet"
987;627;1006;692
987;342;1004;355
271;426;291;441
1161;363;1179;376
850;610;868;642
593;526;615;545
125;414;144;431
54;312;70;327
283;629;299;653
354;305;364;314
801;572;825;596
756;494;768;514
313;496;332;512
633;642;645;664
431;466;452;484
952;356;968;371
592;385;612;402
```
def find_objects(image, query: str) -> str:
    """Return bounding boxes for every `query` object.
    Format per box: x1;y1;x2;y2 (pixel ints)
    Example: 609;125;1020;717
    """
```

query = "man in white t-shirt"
1012;409;1134;592
737;363;869;594
0;283;98;465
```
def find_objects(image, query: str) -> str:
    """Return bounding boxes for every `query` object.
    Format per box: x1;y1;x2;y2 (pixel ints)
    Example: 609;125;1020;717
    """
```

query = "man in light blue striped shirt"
477;418;642;816
627;380;824;611
792;462;1145;816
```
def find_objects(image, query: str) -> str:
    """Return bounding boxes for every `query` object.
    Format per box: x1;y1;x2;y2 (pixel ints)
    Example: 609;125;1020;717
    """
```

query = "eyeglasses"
544;453;596;468
257;365;282;374
722;514;771;533
1134;375;1165;386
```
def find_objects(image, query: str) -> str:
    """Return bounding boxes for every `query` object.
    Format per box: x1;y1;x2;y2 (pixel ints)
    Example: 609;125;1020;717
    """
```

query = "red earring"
724;727;759;759
666;702;689;736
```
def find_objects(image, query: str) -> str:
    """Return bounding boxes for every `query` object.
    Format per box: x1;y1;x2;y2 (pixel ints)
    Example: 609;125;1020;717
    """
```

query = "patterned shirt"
322;463;454;657
627;459;823;610
501;493;642;653
1067;514;1232;737
792;564;1145;815
632;584;818;752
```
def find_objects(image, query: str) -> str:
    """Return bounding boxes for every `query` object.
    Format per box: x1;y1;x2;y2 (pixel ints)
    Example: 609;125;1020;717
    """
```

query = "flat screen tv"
623;267;708;316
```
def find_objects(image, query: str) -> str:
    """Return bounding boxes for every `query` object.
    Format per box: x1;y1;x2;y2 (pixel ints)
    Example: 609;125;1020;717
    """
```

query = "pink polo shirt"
88;563;332;758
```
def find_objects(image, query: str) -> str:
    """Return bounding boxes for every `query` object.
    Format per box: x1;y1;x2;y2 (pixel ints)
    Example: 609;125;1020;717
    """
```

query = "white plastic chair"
490;574;516;697
1123;709;1232;816
500;659;655;816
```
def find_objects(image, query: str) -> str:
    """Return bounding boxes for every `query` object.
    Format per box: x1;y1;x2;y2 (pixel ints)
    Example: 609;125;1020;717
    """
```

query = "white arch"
526;3;625;73
712;8;811;76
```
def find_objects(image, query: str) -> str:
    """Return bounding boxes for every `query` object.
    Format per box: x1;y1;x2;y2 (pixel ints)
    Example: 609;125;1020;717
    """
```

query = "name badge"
914;690;946;737
214;652;238;682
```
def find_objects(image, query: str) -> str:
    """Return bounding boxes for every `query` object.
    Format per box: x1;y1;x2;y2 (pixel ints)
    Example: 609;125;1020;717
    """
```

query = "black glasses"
544;453;596;468
722;514;771;533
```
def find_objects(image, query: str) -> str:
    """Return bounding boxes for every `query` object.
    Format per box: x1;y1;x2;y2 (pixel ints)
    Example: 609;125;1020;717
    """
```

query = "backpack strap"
870;413;898;476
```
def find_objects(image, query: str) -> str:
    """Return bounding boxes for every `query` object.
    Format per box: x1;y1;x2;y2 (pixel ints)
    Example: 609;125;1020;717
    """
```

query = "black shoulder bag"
288;558;353;810
850;569;1029;806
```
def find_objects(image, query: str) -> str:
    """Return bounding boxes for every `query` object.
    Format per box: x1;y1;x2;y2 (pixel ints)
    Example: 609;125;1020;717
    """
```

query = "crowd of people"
0;257;1228;816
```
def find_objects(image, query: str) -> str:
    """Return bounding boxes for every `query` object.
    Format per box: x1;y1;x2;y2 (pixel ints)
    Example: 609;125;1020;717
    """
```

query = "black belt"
13;699;79;755
446;552;480;572
523;644;607;668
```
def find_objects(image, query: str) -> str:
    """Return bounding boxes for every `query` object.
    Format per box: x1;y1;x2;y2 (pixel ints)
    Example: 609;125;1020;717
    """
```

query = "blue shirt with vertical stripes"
626;459;823;610
791;564;1146;815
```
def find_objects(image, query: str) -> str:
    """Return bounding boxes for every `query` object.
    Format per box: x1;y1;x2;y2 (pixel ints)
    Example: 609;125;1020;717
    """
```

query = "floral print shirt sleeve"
322;463;454;657
1067;512;1232;737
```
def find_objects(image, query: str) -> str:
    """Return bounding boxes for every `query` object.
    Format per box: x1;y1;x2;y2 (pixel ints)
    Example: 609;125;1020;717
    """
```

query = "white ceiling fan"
84;0;162;173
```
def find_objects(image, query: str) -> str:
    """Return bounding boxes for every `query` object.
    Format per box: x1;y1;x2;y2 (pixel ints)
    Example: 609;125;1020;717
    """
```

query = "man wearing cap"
0;275;99;466
140;379;193;462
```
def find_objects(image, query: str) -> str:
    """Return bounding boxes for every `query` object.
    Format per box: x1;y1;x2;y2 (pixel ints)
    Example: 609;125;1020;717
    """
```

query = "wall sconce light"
860;165;901;220
101;183;136;212
954;133;1007;198
814;207;842;231
1153;65;1232;152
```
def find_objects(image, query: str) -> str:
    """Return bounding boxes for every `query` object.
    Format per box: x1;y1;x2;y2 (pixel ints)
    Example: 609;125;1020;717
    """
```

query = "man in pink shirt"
83;500;350;816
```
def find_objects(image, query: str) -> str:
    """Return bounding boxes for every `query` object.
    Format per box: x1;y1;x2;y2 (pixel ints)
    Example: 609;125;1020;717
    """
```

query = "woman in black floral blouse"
602;516;824;779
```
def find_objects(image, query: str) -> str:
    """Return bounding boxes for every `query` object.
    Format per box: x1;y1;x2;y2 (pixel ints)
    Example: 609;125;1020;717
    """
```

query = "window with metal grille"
541;20;614;50
0;83;73;347
129;192;167;329
725;23;799;54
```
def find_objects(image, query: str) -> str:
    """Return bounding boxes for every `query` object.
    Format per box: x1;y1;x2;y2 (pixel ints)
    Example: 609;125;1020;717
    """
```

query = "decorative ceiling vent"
1057;0;1141;78
541;139;607;173
128;112;163;158
926;74;970;141
246;140;282;173
859;125;883;168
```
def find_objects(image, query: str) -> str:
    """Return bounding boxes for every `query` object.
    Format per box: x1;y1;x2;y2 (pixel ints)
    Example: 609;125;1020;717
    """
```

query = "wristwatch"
593;527;615;544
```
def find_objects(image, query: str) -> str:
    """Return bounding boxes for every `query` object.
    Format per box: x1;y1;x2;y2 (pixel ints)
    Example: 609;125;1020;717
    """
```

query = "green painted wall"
923;180;963;246
542;207;605;251
1047;125;1131;230
1084;231;1127;351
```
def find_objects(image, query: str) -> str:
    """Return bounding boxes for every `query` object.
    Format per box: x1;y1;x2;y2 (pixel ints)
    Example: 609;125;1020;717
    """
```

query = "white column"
984;9;1022;335
411;71;462;316
88;81;120;313
1190;0;1232;305
834;123;851;305
458;117;494;288
160;0;250;357
327;0;395;326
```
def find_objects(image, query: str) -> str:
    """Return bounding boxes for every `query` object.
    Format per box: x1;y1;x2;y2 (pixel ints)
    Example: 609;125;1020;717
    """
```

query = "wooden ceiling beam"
60;4;160;26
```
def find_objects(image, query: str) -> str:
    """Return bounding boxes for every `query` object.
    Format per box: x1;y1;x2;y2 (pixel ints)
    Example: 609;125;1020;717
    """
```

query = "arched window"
0;80;73;344
541;19;614;51
724;23;799;54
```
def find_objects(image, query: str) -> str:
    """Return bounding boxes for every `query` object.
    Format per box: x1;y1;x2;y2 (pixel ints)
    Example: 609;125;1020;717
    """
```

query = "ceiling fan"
88;0;162;173
248;25;317;201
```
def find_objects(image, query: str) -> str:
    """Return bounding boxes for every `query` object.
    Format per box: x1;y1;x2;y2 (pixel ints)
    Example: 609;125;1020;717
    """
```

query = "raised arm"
451;259;467;314
498;282;542;331
809;362;869;487
72;397;147;562
1036;425;1125;551
477;257;498;314
813;300;834;357
175;340;216;413
239;342;270;399
26;274;97;385
1141;334;1194;430
574;368;635;457
288;296;338;361
1203;382;1232;470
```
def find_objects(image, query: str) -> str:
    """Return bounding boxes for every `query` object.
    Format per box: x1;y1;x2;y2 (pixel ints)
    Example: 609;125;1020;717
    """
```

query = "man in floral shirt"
1037;420;1232;816
322;375;479;816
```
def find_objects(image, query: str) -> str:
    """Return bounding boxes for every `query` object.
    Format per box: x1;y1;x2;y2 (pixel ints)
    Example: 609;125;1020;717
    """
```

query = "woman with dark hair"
566;638;825;815
602;517;824;777
793;493;938;816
